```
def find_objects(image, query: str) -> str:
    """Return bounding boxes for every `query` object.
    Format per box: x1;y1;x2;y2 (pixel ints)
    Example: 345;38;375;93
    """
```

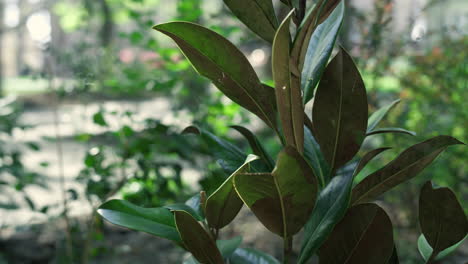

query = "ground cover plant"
96;0;467;263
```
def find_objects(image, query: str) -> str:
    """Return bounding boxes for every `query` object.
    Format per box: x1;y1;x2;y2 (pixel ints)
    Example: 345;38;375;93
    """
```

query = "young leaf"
417;234;466;262
312;48;368;173
234;147;318;237
223;0;278;43
419;181;468;257
97;199;182;244
183;126;247;175
174;210;224;264
319;203;395;264
231;125;275;171
367;99;400;132
302;1;344;104
366;127;416;137
230;248;280;264
351;136;464;205
298;171;354;264
153;22;278;130
272;10;304;153
353;147;391;176
291;0;343;72
304;125;330;187
206;155;259;229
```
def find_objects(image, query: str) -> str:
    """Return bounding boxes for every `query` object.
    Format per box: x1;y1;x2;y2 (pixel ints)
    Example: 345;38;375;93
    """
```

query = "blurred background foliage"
0;0;466;263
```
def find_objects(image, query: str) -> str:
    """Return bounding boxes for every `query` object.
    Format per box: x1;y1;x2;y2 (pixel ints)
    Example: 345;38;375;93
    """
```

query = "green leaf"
312;47;368;173
153;22;278;130
417;234;466;262
165;203;203;221
387;247;400;264
304;125;330;187
231;125;274;171
206;155;259;229
351;136;464;205
223;0;278;43
291;0;343;73
185;194;205;219
218;237;243;258
318;203;395;264
97;199;182;244
367;99;400;132
234;147;318;237
302;1;344;104
353;147;391;177
183;126;246;175
229;248;280;264
419;181;468;255
174;210;224;264
93;112;108;127
272;10;304;153
366;127;416;137
298;170;353;264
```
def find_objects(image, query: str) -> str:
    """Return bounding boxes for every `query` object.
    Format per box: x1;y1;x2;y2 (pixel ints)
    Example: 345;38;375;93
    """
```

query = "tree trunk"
98;0;113;47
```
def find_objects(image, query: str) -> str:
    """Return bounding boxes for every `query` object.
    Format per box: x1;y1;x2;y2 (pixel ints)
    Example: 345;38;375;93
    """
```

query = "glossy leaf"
230;248;280;264
291;0;343;72
165;203;203;221
153;22;277;130
185;194;205;219
272;11;304;153
234;147;318;237
312;48;368;173
302;1;344;104
206;155;259;229
231;125;274;171
183;126;246;175
304;125;330;187
319;203;395;264
174;210;224;264
351;136;464;205
353;147;391;176
367;99;400;132
298;171;354;264
223;0;278;43
97;199;181;244
419;181;468;255
366;127;416;137
417;234;466;262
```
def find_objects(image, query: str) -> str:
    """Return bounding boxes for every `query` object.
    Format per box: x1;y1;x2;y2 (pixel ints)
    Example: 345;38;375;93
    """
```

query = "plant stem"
426;250;438;264
283;236;293;264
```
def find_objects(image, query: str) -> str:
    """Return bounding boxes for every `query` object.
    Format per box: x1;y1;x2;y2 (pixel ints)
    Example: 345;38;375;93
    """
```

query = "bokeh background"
0;0;466;263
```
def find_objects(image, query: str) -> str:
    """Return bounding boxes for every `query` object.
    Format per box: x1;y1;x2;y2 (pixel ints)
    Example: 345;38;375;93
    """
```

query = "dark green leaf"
174;210;224;264
353;147;391;176
230;248;280;264
183;126;246;175
93;112;108;127
97;199;182;244
367;99;400;132
419;181;468;255
304;125;330;187
165;203;203;221
206;155;259;229
298;170;353;264
312;48;368;173
302;1;344;104
272;11;304;153
185;194;205;219
387;247;399;264
223;0;278;43
291;0;343;72
319;203;395;264
153;22;278;130
417;234;466;262
234;147;318;237
351;136;464;205
231;125;274;171
366;127;416;137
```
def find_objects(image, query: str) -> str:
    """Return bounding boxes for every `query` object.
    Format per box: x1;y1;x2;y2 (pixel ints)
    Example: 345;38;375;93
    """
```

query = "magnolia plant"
97;1;467;263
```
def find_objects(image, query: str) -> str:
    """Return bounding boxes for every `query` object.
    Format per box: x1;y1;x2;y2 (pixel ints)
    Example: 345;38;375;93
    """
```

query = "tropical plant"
96;1;467;263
